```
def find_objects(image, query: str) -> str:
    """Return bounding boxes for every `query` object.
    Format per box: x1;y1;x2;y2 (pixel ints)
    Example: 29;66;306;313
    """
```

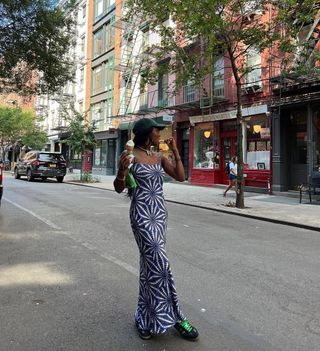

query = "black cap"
133;118;167;135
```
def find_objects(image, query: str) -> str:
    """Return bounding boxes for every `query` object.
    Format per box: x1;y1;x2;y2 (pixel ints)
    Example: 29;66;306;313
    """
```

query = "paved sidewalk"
64;171;320;231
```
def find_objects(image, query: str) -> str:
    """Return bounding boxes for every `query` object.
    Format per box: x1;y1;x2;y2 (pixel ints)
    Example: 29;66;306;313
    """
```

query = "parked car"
14;151;67;182
0;160;3;206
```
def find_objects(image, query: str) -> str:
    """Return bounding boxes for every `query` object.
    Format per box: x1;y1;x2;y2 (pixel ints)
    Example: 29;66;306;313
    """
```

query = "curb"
64;181;320;233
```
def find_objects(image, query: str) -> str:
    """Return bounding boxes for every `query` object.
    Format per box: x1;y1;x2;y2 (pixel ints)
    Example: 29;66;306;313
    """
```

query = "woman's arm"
161;138;185;182
113;152;131;193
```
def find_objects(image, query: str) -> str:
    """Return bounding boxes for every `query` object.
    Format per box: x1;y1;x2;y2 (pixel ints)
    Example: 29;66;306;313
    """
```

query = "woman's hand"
165;138;178;152
119;152;131;171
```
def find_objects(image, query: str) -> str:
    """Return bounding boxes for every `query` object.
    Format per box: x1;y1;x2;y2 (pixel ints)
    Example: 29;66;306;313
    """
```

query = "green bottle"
125;168;138;189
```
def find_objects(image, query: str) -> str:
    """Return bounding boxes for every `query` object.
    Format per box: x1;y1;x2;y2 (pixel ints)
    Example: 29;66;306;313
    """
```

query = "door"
106;139;116;175
221;135;236;183
287;109;308;189
181;139;189;180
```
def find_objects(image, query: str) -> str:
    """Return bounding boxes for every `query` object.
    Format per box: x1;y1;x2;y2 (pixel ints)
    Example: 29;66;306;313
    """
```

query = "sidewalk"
65;171;320;231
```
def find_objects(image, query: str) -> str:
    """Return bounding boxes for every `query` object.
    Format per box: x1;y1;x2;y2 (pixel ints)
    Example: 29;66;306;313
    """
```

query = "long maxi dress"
130;162;185;334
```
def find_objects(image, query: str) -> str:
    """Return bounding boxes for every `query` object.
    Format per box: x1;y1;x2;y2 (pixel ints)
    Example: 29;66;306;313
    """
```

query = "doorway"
221;134;237;184
106;139;116;175
287;109;308;189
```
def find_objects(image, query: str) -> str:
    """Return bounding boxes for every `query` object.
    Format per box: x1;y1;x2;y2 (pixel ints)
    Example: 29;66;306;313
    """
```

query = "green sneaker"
174;319;199;340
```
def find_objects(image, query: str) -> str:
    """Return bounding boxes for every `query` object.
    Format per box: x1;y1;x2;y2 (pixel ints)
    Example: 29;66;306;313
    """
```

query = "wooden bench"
300;171;320;203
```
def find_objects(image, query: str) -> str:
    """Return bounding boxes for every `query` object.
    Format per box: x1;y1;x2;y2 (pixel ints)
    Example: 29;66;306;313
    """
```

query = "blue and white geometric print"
130;163;184;334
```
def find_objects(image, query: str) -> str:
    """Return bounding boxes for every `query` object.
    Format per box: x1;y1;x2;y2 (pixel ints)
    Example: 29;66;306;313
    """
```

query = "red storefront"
188;106;272;190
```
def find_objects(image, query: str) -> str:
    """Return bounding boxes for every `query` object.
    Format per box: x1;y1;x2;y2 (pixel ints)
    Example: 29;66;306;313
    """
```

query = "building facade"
36;0;89;168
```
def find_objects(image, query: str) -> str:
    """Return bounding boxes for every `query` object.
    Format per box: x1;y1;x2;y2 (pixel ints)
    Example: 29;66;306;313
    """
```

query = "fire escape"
113;1;230;121
270;6;320;106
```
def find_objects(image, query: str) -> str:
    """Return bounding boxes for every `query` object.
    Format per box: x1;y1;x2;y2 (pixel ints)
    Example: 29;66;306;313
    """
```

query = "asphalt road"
0;175;320;351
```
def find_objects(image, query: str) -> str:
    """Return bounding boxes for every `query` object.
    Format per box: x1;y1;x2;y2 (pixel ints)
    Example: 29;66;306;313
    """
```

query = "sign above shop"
163;115;174;122
189;104;269;125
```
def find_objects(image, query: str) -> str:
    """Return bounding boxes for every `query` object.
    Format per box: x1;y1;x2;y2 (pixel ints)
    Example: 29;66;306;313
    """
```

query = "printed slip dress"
130;162;185;334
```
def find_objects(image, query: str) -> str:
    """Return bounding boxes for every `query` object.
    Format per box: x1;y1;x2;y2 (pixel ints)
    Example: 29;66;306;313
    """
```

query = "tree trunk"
235;80;245;209
80;151;83;181
228;47;245;209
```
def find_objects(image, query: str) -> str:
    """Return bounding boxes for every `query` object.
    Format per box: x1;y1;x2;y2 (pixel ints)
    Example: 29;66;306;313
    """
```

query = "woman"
114;118;198;341
223;156;237;197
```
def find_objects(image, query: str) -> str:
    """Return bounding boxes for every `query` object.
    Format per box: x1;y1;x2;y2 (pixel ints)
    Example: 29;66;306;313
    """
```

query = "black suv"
14;151;67;182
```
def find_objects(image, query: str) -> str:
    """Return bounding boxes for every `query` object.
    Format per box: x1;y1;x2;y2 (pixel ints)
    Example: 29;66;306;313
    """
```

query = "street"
0;176;320;351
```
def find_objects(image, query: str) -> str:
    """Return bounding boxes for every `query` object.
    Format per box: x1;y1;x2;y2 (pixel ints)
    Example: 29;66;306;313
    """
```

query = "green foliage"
127;0;319;87
63;111;96;155
0;0;76;94
0;106;47;152
21;128;48;150
126;0;320;208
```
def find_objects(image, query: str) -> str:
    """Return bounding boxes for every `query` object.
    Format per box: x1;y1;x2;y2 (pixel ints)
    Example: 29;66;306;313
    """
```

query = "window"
78;100;84;114
139;75;148;109
93;29;103;58
213;57;224;97
105;18;115;50
245;48;262;89
158;72;168;106
94;0;115;21
184;80;196;103
245;115;270;170
141;28;149;52
79;68;84;89
92;66;103;94
105;98;113;124
91;102;103;124
105;59;114;91
80;36;85;57
94;0;104;20
193;123;220;169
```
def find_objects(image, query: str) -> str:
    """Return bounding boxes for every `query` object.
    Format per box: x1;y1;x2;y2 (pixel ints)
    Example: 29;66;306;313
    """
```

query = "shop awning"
119;116;173;130
189;105;268;125
119;121;134;130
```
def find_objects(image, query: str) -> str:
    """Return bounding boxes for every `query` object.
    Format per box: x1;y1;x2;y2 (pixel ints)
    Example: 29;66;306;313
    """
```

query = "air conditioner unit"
242;81;262;94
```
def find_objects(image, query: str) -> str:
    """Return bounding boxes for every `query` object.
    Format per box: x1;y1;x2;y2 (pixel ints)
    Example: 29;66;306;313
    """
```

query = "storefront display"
193;122;220;169
245;115;271;170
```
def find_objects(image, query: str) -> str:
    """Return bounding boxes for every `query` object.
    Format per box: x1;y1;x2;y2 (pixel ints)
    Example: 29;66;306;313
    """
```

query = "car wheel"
14;168;21;179
41;177;47;181
56;176;64;183
27;169;33;182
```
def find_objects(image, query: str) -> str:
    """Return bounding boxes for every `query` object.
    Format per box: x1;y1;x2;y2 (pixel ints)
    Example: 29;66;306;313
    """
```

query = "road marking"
81;242;139;276
3;197;61;230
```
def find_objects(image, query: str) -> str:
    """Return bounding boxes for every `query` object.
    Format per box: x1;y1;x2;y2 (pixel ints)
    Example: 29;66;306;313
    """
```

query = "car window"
38;153;65;162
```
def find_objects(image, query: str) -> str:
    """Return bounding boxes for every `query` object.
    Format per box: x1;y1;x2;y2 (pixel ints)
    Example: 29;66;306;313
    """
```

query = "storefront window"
193;123;219;169
246;115;270;170
94;140;107;167
312;110;320;171
94;140;102;166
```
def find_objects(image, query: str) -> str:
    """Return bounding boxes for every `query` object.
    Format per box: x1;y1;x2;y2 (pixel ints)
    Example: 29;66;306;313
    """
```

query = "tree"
0;106;47;161
63;111;96;180
0;0;76;95
126;0;320;208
